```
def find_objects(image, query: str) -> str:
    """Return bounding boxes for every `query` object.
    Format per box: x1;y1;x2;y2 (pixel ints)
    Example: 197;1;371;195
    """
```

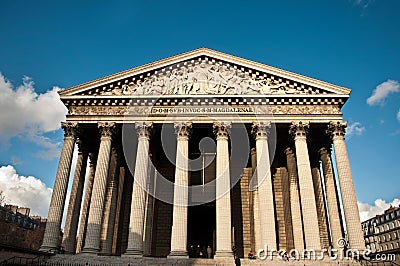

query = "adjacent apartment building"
362;204;400;256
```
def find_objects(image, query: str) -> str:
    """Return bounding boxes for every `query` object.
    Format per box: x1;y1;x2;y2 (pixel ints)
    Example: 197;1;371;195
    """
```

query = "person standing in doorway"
207;245;212;258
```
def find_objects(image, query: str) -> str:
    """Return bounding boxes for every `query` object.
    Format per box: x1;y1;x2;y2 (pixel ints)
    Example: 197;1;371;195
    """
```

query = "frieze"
266;105;341;115
68;104;341;116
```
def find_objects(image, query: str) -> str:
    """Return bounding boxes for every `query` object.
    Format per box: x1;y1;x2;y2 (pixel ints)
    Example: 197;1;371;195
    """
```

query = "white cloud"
0;73;67;157
358;198;400;222
0;146;82;229
346;121;365;136
366;80;400;106
0;165;52;217
352;0;373;9
397;109;400;122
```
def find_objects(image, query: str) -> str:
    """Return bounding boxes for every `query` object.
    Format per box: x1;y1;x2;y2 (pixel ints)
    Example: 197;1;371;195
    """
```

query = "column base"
81;247;100;254
123;249;144;257
214;250;233;258
167;250;189;258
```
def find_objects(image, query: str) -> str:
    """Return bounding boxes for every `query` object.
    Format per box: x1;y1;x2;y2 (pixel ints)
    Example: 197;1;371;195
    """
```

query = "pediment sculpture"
99;61;308;96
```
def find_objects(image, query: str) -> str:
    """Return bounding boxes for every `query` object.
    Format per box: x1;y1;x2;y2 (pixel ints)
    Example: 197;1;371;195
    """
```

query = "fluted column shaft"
250;148;261;253
112;166;126;254
310;157;330;249
328;122;364;250
213;122;233;258
124;122;152;257
252;122;276;250
169;123;192;258
76;156;96;253
285;147;305;251
100;148;119;255
62;145;88;253
319;147;343;250
82;122;115;254
40;122;77;252
290;122;321;250
143;192;155;256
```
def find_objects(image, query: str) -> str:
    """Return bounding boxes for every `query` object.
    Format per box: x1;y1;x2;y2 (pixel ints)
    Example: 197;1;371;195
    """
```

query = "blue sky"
0;0;399;219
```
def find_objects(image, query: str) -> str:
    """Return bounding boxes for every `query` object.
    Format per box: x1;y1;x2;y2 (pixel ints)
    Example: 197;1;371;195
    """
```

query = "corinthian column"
284;147;304;251
40;122;77;252
168;122;192;258
319;147;343;250
289;122;321;250
82;122;116;254
76;153;96;254
251;122;276;251
124;122;152;257
213;122;233;258
327;121;364;250
62;139;88;253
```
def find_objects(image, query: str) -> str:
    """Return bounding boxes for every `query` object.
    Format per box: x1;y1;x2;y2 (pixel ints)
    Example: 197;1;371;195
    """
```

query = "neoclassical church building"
40;48;365;259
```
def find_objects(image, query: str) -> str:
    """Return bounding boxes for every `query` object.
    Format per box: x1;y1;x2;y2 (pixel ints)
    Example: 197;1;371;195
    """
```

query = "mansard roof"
59;48;351;98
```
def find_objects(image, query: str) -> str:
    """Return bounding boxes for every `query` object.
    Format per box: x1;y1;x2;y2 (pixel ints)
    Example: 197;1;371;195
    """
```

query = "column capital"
76;138;89;154
213;122;231;140
98;122;116;140
61;122;78;139
284;146;295;156
88;152;97;166
135;122;153;140
318;146;332;157
289;121;309;140
251;121;271;140
174;122;192;140
327;121;347;140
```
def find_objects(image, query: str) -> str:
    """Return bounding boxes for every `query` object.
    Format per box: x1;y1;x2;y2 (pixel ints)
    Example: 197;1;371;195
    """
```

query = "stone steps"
47;254;362;266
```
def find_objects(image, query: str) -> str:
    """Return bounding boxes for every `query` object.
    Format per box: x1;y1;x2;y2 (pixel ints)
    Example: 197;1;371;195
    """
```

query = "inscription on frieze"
151;106;255;115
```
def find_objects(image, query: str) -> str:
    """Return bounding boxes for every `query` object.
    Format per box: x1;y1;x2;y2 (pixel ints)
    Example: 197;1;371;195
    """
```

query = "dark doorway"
187;202;215;258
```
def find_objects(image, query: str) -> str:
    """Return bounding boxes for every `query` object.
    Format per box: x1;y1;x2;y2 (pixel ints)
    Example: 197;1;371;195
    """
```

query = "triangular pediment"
59;48;350;98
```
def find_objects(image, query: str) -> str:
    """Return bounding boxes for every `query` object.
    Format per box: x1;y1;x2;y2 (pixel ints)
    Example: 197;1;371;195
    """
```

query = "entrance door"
187;202;215;258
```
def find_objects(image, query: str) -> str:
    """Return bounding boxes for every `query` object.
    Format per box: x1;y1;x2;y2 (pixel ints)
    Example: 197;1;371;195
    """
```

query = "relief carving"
68;104;341;116
266;105;341;115
98;60;309;96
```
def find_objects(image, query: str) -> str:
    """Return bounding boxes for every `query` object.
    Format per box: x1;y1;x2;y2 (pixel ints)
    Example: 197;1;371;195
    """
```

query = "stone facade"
40;48;364;262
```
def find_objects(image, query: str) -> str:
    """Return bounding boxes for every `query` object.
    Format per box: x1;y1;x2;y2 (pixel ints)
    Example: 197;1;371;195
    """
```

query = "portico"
40;48;365;259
